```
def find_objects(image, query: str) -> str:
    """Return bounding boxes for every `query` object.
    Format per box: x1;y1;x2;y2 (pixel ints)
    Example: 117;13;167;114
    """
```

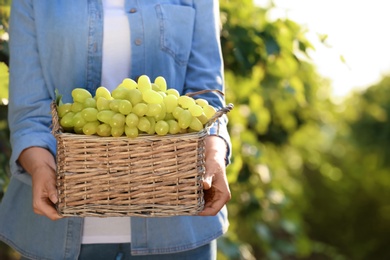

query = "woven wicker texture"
51;102;233;217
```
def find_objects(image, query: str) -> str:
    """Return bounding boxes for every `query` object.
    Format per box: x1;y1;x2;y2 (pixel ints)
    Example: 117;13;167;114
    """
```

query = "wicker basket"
51;101;232;217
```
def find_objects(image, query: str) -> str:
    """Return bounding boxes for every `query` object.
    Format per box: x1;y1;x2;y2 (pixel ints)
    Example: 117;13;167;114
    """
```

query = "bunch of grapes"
57;75;218;138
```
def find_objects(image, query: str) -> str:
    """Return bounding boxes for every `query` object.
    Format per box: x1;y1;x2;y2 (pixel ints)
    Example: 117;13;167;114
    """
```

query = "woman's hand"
19;147;62;220
199;135;231;216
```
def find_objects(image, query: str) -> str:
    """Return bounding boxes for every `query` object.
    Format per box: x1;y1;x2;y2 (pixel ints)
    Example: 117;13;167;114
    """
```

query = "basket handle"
50;101;61;135
204;103;234;129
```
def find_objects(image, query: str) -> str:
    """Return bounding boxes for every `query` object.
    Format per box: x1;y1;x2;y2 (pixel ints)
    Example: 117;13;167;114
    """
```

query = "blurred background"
2;0;390;259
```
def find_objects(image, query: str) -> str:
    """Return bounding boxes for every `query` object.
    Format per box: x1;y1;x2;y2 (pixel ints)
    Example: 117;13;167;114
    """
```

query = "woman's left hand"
199;135;231;216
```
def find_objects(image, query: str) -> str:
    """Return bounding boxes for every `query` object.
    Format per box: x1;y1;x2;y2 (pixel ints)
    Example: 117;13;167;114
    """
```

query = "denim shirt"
0;0;231;259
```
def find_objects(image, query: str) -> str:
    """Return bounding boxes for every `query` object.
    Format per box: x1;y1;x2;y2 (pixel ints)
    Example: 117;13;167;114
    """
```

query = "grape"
152;83;160;92
110;113;126;128
142;89;163;104
154;103;166;121
195;98;209;107
96;97;111;111
125;113;139;127
111;126;125;137
128;89;143;105
72;112;87;128
154;76;167;92
60;112;75;128
95;86;112;100
146;117;156;135
203;104;217;119
137;75;152;92
146;103;162;117
125;125;139;138
163;94;178;113
109;99;121;112
197;113;208;125
137;117;151;132
71;102;84;113
155;120;169;135
118;99;132;115
81;107;98;122
74;126;84;134
97;110;116;124
178;109;192;129
96;123;111;137
112;87;130;100
158;91;167;98
83;121;100;135
57;103;72;118
178;95;195;109
84;97;97;108
188;104;203;117
172;106;184;120
72;88;92;103
167;119;180;134
189;117;203;131
121;78;137;90
132;103;148;117
164;113;175;121
166;88;180;98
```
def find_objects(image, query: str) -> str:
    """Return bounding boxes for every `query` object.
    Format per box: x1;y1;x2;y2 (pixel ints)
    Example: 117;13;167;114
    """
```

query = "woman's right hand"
19;147;62;220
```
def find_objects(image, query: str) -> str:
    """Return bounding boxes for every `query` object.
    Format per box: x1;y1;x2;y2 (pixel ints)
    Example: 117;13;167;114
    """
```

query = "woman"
0;0;231;259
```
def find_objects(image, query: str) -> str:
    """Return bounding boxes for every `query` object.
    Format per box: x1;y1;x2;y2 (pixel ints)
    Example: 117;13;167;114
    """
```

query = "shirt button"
129;8;137;13
135;39;142;45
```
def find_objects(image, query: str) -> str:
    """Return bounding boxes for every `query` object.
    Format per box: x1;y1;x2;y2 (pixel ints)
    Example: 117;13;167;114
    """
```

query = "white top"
82;0;132;244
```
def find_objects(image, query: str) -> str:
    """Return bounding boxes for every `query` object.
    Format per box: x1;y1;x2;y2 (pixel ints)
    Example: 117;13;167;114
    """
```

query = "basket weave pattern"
52;104;207;217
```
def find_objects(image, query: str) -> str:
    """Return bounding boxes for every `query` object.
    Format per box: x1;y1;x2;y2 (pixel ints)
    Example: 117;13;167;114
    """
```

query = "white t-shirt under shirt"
81;0;132;244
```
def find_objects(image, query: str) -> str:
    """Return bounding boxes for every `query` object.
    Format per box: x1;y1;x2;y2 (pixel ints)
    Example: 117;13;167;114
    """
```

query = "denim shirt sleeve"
8;0;57;178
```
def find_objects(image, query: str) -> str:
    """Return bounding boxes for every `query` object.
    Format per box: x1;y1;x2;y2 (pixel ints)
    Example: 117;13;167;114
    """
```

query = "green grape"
178;109;192;129
166;88;180;98
74;126;84;134
96;123;111;137
121;78;137;89
83;121;100;135
125;113;139;127
154;103;166;121
110;113;126;128
72;112;87;128
71;102;84;113
197;113;208;125
146;103;162;117
125;125;139;138
60;111;75;128
137;75;152;92
81;107;98;122
95;86;112;100
152;83;160;91
132;103;148;117
57;103;72;118
189;117;203;131
158;91;167;98
142;89;163;104
109;99;121;112
72;88;92;103
97;110;116;124
163;94;178;113
146;117;156;135
164;113;175;121
128;89;143;105
155;120;169;135
178;95;195;109
203;104;217;119
137;117;151;132
188;104;203;117
195;98;209;107
96;97;111;111
111;126;125;137
172;106;184;120
167;119;181;134
154;76;167;92
83;97;97;108
118;99;132;115
112;87;130;100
